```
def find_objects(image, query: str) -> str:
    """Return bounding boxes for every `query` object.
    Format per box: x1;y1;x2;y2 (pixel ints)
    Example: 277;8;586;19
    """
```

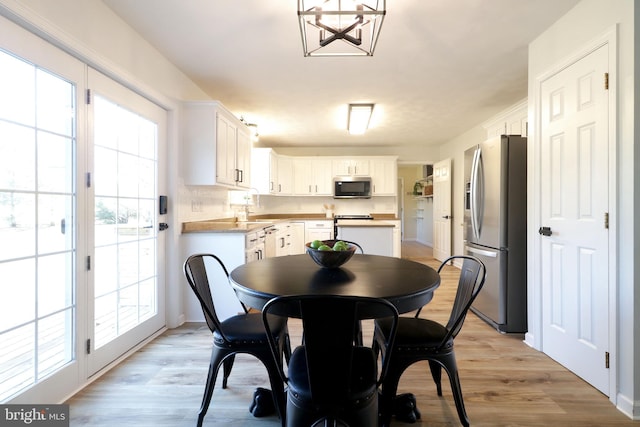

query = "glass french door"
0;15;84;403
0;13;167;401
87;69;166;375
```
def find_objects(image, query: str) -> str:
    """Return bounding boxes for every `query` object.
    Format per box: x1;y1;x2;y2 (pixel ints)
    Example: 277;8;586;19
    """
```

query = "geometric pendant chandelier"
297;0;386;57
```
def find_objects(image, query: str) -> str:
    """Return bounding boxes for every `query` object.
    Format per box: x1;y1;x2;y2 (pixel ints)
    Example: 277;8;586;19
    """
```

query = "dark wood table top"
229;254;440;314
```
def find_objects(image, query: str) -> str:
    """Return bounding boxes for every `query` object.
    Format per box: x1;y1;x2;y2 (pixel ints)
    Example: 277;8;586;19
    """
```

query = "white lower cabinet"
290;222;306;254
275;222;291;257
245;229;266;262
304;220;334;243
182;233;247;322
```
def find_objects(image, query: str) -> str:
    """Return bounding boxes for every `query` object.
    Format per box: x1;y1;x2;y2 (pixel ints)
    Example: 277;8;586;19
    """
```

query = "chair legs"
437;354;470;427
197;346;287;427
197;348;226;427
428;360;443;396
222;354;235;388
379;352;470;427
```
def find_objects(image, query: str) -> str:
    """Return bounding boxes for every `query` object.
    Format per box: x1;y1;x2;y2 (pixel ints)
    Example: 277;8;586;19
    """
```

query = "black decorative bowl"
305;240;356;269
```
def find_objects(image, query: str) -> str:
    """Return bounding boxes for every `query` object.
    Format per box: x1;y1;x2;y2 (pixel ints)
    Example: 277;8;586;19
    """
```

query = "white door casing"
539;44;609;394
432;158;452;262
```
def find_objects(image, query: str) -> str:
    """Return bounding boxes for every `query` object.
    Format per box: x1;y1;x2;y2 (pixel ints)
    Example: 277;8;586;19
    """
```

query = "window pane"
118;241;139;287
0;324;35;402
94;146;117;197
37;132;73;193
139;237;155;281
38;310;73;378
139;158;155;198
95;196;118;246
117;198;139;243
139;278;155;321
117;152;139;198
36;69;74;137
0;192;36;261
0;121;36;191
94;293;117;346
138;119;156;160
0;50;35;126
0;259;35;330
94;245;117;297
118;284;138;334
38;253;73;317
38;194;73;255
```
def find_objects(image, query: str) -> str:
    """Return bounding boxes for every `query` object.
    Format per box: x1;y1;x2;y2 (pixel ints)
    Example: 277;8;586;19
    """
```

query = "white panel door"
432;158;451;262
540;44;609;394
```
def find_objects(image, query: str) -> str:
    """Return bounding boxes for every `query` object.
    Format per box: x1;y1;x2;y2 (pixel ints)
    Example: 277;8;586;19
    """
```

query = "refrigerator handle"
466;245;497;258
470;146;482;240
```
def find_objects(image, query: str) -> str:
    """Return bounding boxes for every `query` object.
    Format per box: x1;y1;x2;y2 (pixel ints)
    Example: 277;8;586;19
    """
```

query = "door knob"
442;215;451;219
538;226;552;236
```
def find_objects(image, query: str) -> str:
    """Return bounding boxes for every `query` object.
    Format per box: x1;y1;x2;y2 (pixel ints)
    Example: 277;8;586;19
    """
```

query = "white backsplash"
179;184;397;222
179;185;234;222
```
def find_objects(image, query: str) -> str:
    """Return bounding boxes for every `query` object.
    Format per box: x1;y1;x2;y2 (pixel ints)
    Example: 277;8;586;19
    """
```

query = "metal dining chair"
373;255;486;427
263;295;399;427
183;253;291;427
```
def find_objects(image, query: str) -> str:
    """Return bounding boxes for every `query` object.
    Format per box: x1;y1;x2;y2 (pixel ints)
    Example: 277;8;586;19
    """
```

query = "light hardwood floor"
66;242;637;426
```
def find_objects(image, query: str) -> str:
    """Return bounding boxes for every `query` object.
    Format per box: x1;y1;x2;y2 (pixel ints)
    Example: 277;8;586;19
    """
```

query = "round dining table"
229;253;441;314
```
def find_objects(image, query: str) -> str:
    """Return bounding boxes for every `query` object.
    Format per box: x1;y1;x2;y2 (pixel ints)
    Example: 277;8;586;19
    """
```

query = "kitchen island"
334;219;399;257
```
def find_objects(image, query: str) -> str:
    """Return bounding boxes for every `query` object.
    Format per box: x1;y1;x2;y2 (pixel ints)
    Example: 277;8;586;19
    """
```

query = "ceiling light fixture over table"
297;0;386;57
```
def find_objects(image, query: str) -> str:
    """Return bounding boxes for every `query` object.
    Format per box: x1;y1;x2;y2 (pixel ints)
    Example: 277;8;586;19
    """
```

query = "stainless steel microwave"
333;176;372;199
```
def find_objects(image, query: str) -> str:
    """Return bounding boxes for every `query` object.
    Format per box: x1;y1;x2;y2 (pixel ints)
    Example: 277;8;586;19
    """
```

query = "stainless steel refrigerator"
464;135;527;333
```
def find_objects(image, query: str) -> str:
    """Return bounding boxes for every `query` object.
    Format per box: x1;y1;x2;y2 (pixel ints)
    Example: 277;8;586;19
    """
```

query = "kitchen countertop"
334;219;396;227
182;213;399;233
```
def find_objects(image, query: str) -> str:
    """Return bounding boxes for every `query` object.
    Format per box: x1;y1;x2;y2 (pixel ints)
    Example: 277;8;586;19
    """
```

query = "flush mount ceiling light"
347;103;374;135
298;0;386;57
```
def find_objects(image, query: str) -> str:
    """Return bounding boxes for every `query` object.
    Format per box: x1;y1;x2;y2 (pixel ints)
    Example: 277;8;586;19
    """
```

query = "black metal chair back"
374;255;486;427
184;253;290;427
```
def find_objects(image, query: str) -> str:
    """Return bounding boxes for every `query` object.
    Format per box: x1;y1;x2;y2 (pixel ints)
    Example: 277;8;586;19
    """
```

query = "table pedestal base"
393;393;421;423
249;387;276;417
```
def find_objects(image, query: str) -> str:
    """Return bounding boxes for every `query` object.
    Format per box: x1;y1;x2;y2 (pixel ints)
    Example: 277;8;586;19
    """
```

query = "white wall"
526;0;637;417
438;126;487;257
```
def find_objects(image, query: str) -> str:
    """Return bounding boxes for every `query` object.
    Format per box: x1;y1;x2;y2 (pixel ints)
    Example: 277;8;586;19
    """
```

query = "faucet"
244;187;261;219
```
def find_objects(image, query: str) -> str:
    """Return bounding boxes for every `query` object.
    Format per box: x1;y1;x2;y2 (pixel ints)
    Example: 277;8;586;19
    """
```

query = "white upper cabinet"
183;101;251;189
293;157;333;196
252;147;278;194
370;157;398;196
483;99;528;139
250;151;397;197
332;158;370;176
276;155;293;195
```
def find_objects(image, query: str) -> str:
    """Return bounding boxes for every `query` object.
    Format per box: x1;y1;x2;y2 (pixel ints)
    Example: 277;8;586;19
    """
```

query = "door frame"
529;27;617;402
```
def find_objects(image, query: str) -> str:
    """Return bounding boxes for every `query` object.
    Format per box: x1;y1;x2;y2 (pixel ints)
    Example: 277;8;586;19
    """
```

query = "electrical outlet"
191;200;203;212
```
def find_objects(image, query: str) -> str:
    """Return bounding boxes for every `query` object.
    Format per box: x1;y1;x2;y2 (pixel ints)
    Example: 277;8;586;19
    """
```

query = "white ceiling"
102;0;579;152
